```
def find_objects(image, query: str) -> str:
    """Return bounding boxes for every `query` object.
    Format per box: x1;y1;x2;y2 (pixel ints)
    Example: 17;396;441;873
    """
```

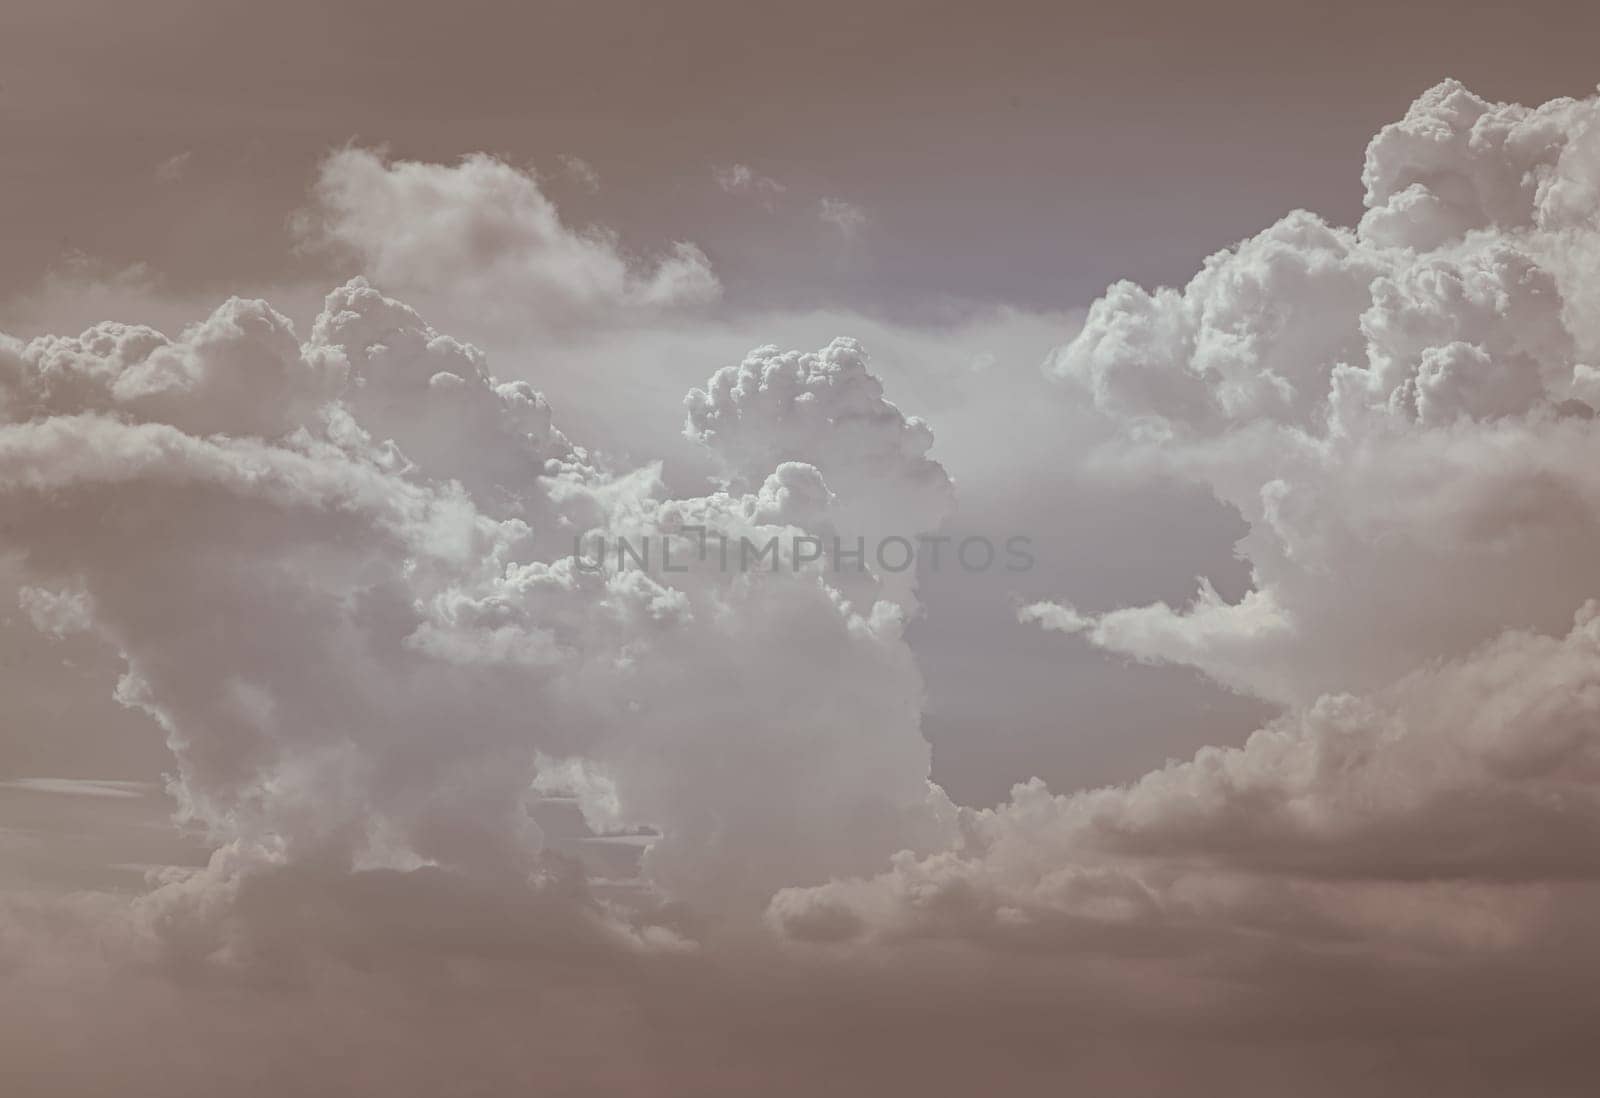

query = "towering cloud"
1024;79;1600;705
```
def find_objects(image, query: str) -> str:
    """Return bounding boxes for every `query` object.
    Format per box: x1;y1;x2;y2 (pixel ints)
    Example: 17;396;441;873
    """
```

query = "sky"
6;2;1600;1094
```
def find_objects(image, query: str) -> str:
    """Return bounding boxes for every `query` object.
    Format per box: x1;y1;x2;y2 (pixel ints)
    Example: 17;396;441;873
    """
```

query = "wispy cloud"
818;196;867;236
0;779;152;799
712;162;786;207
153;150;191;184
556;153;601;192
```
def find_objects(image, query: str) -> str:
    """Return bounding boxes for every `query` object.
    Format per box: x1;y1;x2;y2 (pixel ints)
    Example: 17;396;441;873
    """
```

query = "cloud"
759;87;1600;1081
556;153;601;192
18;584;94;638
818;197;868;236
2;278;958;920
153;151;191;184
300;149;720;333
712;162;786;206
0;268;1001;1092
14;78;1600;1097
0;252;170;338
1032;79;1600;706
776;602;1600;945
711;168;865;238
0;778;150;799
684;336;954;542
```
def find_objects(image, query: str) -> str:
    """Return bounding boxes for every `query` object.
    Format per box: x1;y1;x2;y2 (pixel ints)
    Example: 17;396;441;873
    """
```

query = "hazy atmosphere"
7;2;1600;1093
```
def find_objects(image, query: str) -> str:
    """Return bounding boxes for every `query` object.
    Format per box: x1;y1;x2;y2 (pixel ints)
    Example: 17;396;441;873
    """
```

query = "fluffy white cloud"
14;77;1600;1098
1;279;956;927
769;85;1600;1015
685;337;954;540
1033;79;1600;706
302;149;720;332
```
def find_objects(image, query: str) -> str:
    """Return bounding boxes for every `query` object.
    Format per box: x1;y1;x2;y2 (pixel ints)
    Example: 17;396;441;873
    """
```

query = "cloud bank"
10;79;1600;1095
762;85;1600;1087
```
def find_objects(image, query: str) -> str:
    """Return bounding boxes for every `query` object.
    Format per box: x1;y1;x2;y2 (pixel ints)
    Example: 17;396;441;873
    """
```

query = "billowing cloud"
1;278;955;928
685;337;954;541
1029;79;1600;706
17;584;94;638
768;84;1600;1041
301;149;720;331
12;77;1600;1098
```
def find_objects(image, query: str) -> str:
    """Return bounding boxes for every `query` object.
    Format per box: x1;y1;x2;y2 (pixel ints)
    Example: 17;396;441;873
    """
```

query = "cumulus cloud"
765;87;1600;1064
685;337;954;541
15;77;1600;1098
1030;79;1600;706
2;278;958;931
301;149;720;332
